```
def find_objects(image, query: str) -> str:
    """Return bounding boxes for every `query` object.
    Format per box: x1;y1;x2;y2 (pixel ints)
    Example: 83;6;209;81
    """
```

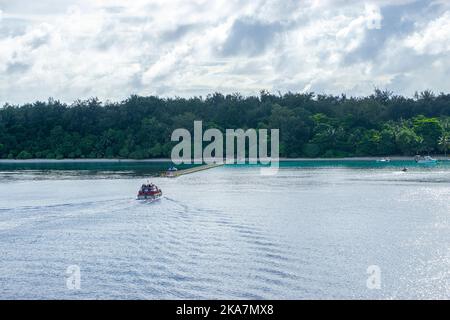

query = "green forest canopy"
0;90;449;159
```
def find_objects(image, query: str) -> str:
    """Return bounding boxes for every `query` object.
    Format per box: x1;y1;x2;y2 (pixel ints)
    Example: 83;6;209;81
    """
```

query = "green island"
0;90;449;159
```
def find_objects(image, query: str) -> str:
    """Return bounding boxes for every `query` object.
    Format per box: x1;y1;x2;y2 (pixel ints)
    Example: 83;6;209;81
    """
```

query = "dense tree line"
0;90;449;159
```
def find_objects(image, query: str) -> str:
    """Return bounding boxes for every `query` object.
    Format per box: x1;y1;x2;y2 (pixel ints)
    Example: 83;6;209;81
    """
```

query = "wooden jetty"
162;163;223;177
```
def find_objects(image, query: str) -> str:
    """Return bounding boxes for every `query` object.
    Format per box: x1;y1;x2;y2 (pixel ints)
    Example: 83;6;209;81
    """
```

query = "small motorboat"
166;166;178;177
137;182;162;201
376;157;391;163
414;155;437;165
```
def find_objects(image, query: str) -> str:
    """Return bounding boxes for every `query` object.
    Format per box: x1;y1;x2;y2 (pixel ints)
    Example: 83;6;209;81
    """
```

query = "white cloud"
0;0;449;104
404;11;450;55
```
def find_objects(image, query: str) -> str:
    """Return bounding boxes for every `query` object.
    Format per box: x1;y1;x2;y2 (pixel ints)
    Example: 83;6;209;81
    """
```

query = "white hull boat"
415;155;437;165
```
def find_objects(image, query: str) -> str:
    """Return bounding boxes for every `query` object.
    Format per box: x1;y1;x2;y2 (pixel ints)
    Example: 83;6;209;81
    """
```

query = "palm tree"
438;133;450;158
325;126;344;149
440;118;450;131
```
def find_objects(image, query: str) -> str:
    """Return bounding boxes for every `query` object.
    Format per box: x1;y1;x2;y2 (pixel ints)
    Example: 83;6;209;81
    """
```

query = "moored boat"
414;155;437;164
166;166;178;177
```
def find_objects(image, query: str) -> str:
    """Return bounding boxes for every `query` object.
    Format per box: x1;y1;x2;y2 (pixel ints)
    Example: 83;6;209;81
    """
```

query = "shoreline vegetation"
0;156;449;163
1;90;449;160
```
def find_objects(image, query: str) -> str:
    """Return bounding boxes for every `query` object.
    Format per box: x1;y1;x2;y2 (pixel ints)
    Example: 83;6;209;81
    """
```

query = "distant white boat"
376;157;391;163
414;155;437;164
166;166;178;177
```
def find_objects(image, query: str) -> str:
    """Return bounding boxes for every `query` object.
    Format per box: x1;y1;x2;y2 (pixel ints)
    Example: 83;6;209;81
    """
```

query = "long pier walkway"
162;163;223;177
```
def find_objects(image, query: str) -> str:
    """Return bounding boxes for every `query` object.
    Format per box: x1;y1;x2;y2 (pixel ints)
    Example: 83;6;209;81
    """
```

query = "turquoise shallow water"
0;161;195;177
257;159;450;168
0;161;449;299
0;159;448;175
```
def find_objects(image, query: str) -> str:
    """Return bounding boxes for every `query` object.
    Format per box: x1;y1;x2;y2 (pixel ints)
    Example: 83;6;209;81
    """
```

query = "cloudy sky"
1;0;450;104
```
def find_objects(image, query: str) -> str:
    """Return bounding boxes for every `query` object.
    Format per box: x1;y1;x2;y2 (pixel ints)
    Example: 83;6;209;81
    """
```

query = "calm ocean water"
0;161;449;299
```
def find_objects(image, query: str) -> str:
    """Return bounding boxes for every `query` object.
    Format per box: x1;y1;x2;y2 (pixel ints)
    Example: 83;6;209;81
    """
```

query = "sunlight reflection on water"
0;163;448;299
